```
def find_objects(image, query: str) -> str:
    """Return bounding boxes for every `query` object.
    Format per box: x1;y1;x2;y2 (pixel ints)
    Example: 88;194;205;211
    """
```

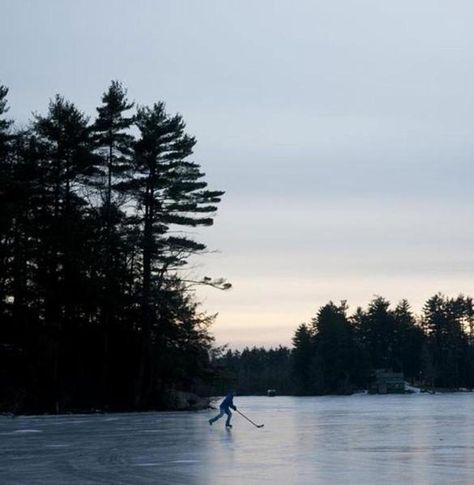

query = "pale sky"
2;0;474;347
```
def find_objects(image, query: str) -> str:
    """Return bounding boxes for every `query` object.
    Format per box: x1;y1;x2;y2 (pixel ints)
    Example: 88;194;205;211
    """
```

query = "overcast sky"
2;0;474;347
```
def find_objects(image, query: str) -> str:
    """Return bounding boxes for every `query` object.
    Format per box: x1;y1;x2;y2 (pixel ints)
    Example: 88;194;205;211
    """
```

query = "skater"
209;390;237;428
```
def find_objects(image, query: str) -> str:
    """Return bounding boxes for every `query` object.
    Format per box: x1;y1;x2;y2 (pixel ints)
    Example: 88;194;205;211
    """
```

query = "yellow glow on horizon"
199;273;474;349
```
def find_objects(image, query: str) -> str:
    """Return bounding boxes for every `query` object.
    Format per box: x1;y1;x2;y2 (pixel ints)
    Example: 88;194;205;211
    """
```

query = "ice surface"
1;394;474;484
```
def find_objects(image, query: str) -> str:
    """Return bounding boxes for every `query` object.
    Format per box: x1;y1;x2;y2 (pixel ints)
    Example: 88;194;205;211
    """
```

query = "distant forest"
0;82;229;413
213;295;474;395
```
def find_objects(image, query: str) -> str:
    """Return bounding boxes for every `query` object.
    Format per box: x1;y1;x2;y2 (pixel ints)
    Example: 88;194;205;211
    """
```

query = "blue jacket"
220;393;236;410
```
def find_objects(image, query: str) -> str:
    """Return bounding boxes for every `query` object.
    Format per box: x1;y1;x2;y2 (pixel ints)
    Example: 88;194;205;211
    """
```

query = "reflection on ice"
171;460;200;463
0;395;474;484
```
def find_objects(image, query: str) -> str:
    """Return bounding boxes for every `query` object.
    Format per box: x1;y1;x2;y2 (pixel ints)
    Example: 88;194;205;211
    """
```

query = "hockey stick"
236;409;264;428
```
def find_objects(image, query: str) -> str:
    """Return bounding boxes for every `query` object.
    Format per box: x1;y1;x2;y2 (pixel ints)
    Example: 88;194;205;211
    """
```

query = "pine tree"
93;80;134;209
357;297;397;371
0;85;13;159
393;299;424;381
311;301;354;394
422;294;468;388
127;102;224;406
0;85;13;319
33;95;96;411
92;81;135;405
291;323;314;394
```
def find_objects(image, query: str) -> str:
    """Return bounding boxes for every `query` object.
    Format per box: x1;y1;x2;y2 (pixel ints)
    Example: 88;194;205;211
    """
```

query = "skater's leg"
225;408;232;427
209;408;224;424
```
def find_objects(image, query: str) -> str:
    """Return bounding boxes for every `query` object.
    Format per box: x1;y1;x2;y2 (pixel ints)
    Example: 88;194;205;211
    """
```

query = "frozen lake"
1;394;474;484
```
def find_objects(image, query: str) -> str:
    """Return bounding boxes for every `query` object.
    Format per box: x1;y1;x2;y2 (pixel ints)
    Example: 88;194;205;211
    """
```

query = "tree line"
0;82;229;413
2;82;473;411
213;295;474;395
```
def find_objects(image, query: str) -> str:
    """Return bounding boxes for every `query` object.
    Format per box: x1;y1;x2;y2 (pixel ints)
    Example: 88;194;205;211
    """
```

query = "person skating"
209;390;236;428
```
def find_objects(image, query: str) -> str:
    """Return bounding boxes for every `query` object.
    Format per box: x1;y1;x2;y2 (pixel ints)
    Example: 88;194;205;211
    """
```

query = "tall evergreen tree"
0;85;12;159
356;297;397;371
127;102;224;406
291;323;313;394
92;81;135;405
392;299;424;381
0;85;13;318
93;80;134;210
422;294;468;388
311;301;354;394
33;96;96;411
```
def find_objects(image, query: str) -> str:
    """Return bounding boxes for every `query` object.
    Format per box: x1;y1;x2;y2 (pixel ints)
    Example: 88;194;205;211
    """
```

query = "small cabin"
267;389;276;397
369;370;405;394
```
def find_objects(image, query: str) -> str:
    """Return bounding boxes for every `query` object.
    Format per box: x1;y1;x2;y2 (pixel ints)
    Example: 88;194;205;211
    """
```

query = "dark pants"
210;406;232;426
